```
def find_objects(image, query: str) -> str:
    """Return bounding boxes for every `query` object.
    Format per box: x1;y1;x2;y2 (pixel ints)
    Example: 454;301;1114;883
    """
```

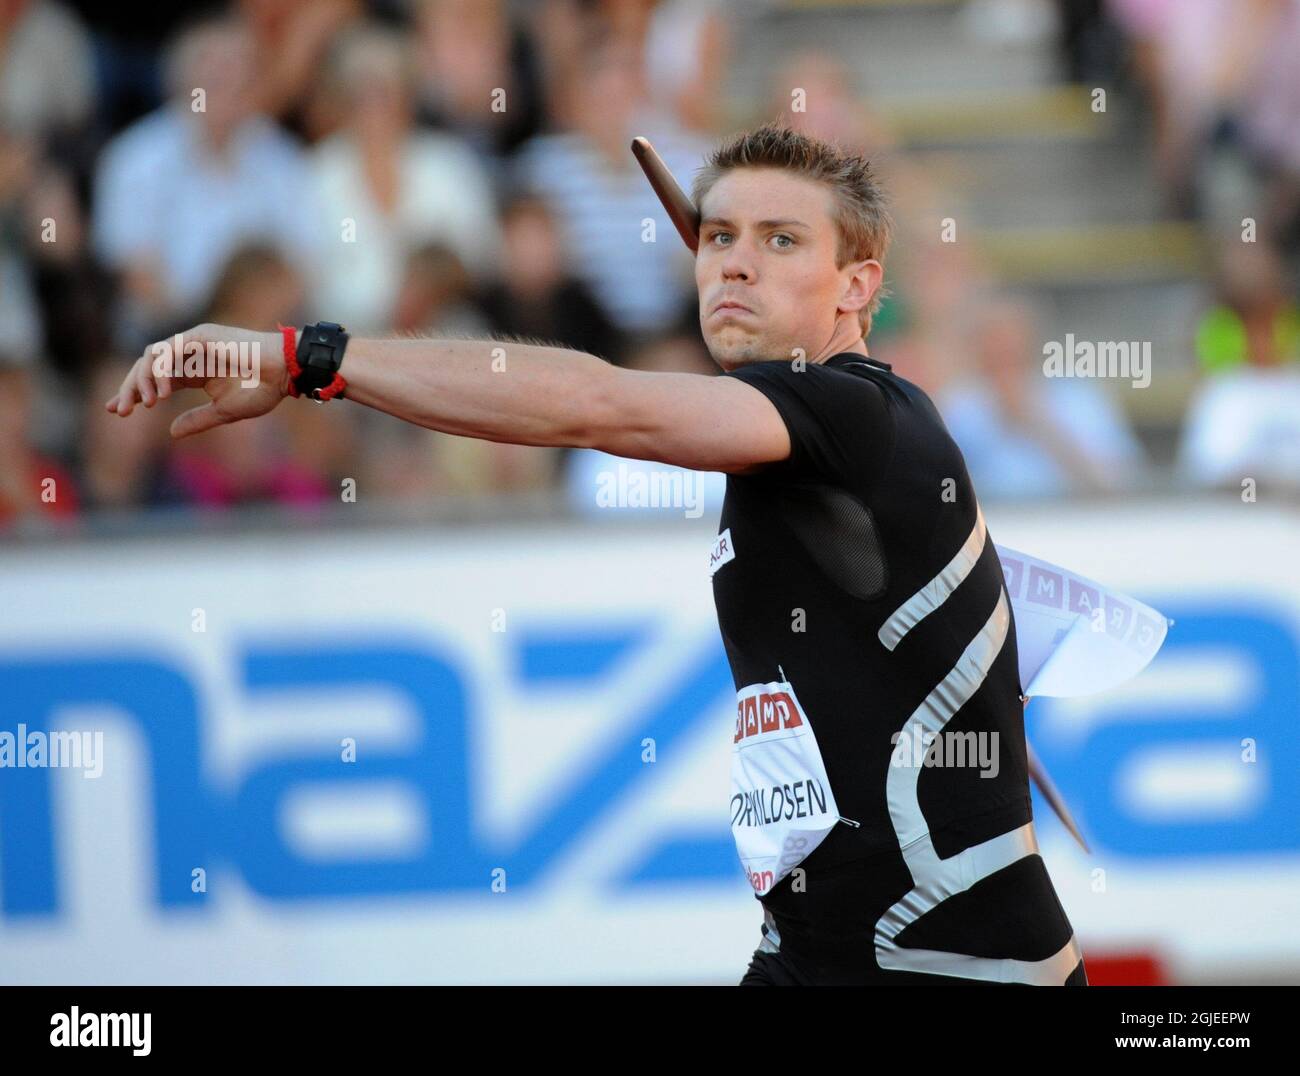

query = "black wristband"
294;321;349;399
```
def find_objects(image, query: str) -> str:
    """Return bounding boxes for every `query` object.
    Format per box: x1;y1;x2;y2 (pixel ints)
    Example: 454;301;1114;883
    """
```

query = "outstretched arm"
106;324;791;474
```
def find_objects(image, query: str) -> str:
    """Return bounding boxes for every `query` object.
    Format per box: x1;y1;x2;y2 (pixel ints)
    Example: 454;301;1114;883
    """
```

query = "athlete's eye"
708;231;733;246
770;234;795;249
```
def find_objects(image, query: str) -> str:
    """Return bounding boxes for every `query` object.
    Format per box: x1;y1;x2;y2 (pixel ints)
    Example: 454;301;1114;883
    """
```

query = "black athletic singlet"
711;352;1086;985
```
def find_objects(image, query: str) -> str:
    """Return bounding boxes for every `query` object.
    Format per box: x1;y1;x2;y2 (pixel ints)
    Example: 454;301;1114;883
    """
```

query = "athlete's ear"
839;258;883;319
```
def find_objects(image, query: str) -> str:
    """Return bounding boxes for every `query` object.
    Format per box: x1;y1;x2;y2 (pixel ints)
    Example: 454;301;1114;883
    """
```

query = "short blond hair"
692;122;892;339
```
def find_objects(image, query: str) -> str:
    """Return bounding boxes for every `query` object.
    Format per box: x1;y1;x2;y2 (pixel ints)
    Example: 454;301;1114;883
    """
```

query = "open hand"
105;323;292;438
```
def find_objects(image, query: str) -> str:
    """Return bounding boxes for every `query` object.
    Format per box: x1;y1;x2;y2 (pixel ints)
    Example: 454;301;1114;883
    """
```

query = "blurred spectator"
0;0;94;140
394;242;493;337
564;332;726;519
63;0;192;136
204;242;306;333
78;355;171;510
0;353;79;532
763;49;896;160
1108;0;1300;235
1233;1;1300;249
0;240;44;361
0;123;37;215
642;0;732;136
308;22;501;332
937;297;1148;498
425;426;559;496
961;0;1060;48
473;192;625;362
357;241;550;502
1179;241;1300;490
22;159;115;379
238;0;361;136
512;29;708;337
412;0;546;160
349;415;449;503
1193;240;1300;373
529;0;590;120
92;15;319;350
153;244;346;510
598;0;657;50
1053;0;1126;83
1180;367;1300;490
875;238;993;400
355;400;559;502
0;124;39;373
0;117;82;377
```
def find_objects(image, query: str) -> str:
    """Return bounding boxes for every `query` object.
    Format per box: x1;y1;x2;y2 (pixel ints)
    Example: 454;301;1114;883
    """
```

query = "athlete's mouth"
712;300;754;315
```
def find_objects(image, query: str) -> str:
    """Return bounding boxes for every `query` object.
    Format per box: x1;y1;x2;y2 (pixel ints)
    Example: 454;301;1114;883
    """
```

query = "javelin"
631;134;1091;855
1025;730;1091;853
631;136;700;252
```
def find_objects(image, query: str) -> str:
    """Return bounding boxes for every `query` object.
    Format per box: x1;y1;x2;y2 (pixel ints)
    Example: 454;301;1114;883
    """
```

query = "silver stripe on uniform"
877;503;987;651
873;586;1084;984
757;907;781;954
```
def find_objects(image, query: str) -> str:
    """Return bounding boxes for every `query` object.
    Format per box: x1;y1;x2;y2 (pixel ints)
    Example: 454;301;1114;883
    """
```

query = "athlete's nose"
720;240;755;282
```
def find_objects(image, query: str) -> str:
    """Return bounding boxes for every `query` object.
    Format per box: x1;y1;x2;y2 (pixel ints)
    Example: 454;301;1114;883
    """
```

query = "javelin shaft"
631;136;700;252
1027;738;1091;854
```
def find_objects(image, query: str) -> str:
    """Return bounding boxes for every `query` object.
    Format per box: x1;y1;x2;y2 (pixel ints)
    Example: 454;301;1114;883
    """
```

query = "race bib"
708;528;736;576
729;678;840;896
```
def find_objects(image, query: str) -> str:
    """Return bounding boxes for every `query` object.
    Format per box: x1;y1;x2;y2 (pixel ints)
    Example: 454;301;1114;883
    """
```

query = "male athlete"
107;122;1086;986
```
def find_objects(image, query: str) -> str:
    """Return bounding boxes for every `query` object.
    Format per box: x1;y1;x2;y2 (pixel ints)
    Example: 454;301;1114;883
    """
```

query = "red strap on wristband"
316;371;348;401
277;323;302;398
276;323;348;401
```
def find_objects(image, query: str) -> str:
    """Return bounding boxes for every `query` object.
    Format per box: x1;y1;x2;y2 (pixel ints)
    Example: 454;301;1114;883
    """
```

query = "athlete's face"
695;168;882;371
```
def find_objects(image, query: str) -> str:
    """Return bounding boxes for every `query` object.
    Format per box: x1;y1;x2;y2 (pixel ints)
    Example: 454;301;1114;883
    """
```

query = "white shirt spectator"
938;377;1147;498
513;119;710;335
1179;366;1300;488
308;130;501;332
93;106;319;315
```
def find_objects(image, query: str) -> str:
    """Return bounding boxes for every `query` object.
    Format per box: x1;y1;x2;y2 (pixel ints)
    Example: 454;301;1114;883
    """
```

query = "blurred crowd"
1;0;1298;534
1064;0;1300;491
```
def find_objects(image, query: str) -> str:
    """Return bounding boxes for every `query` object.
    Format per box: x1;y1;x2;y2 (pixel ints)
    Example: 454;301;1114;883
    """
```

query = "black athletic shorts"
737;846;1089;986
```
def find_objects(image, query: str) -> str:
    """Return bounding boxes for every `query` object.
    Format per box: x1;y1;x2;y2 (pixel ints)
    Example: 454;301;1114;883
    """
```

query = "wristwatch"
294;321;349;400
